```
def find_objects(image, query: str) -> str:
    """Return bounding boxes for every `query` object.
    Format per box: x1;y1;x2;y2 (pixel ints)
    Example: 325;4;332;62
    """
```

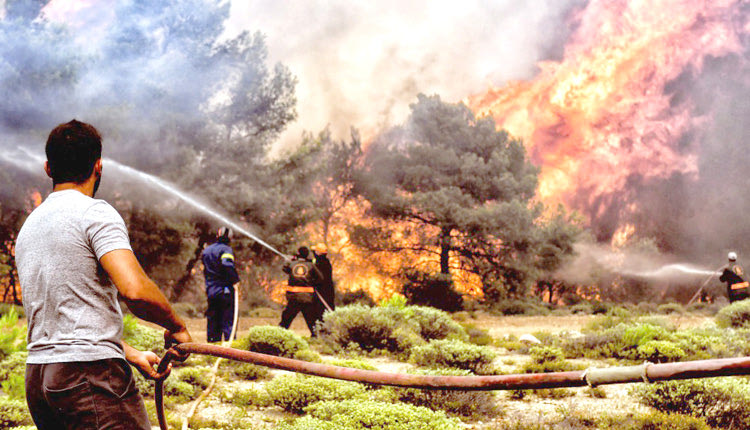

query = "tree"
356;94;578;300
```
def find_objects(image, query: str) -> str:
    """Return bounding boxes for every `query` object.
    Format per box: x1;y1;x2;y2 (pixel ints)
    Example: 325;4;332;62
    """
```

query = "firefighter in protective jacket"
201;227;240;342
279;246;323;336
720;251;749;303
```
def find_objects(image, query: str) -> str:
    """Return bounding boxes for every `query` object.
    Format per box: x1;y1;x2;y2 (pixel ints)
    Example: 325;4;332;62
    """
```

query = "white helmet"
728;251;738;261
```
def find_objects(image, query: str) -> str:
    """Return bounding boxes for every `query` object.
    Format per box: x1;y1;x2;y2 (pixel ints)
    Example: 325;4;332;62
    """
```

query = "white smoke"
223;0;585;153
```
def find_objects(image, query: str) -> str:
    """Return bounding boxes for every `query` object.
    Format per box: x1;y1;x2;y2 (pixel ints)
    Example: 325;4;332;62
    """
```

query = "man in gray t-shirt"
16;120;192;430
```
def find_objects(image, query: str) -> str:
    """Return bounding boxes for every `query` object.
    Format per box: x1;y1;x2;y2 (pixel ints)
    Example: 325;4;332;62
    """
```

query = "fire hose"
153;346;750;430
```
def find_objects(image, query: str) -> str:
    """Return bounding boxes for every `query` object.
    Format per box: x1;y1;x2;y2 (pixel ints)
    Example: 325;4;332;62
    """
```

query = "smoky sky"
4;0;749;279
224;0;587;153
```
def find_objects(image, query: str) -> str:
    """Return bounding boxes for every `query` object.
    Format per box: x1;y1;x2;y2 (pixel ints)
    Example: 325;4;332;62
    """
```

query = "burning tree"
355;94;579;301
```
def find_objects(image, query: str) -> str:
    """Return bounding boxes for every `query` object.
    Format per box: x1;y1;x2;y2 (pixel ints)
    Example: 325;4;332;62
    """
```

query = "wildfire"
468;0;747;229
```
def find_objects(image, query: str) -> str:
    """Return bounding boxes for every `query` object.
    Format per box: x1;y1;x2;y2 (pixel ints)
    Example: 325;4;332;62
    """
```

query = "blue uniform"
201;242;240;342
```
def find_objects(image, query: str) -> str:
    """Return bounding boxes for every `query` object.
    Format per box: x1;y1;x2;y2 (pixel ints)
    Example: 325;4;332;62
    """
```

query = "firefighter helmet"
729;251;738;262
217;226;233;242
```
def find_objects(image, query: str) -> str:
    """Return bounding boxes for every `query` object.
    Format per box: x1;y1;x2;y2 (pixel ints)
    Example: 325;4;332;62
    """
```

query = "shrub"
0;352;27;384
657;303;685;315
296;399;462;430
339;289;376;307
222;385;272;408
388;368;500;418
122;314;165;355
636;301;659;315
514;346;577;399
2;373;26;400
221;362;269;380
0;307;26;359
491;299;549;316
634;378;750;429
163;378;198;403
636;340;686;363
265;374;368;414
569;302;593;315
325;358;378;371
597;410;710;429
316;305;421;358
234;325;310;358
0;397;33;428
401;271;463;312
460;323;493;346
174;366;212;391
409;339;497;375
409;306;467;341
716;300;750;328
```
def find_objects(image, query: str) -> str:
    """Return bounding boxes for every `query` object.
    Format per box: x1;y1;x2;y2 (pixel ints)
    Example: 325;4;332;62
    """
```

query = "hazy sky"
222;0;581;151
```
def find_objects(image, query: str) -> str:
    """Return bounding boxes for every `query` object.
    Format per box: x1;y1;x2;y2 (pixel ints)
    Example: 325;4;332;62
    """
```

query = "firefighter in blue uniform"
279;246;323;336
720;251;749;303
201;227;240;342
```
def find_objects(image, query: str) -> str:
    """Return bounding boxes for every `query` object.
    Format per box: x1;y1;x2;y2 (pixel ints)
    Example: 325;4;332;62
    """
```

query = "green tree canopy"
355;94;579;300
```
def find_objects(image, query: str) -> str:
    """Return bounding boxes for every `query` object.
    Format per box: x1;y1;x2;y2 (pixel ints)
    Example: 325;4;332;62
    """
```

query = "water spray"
620;263;721;279
15;147;291;261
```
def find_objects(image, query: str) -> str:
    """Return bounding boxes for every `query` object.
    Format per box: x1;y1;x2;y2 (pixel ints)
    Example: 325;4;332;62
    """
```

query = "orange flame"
468;0;746;224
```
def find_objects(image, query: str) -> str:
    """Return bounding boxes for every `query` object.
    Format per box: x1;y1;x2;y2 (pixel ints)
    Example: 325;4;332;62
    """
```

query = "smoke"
224;0;587;153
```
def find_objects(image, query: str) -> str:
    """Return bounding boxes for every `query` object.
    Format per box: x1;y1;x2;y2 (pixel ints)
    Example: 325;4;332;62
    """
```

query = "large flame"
468;0;747;230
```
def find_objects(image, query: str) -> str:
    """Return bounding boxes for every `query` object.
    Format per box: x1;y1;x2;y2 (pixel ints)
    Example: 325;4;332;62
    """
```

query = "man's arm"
100;249;192;345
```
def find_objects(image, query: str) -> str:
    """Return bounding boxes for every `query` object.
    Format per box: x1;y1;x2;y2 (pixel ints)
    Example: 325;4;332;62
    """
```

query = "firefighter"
279;246;323;336
720;251;749;303
312;243;335;313
201;227;240;342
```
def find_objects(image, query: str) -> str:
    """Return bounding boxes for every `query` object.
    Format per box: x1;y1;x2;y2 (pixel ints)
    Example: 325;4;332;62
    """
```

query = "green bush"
0;352;27;384
569;302;594;315
409;306;467;341
657;303;685;315
597;410;710;429
265;374;368;414
716;300;750;328
174;366;212;391
339;289;376;307
122;314;165;355
460;323;493;346
325;358;378;371
221;361;269;380
0;307;26;359
513;346;577;399
409;339;497;375
234;325;310;358
387;368;499;418
0;397;33;428
491;299;550;316
636;340;686;362
163;377;199;403
316;305;421;358
634;378;750;429
283;399;463;430
221;385;272;408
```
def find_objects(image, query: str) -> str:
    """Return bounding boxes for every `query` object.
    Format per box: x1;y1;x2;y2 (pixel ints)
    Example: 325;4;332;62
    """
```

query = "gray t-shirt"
16;189;132;364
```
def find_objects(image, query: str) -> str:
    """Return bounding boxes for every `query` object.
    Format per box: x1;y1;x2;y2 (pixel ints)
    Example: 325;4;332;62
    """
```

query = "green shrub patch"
287;399;463;430
409;339;497;375
634;378;750;429
234;325;310;358
716;300;750;328
265;374;367;414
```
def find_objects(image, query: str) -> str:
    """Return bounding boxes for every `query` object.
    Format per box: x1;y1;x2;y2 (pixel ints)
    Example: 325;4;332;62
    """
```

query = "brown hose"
153;344;750;430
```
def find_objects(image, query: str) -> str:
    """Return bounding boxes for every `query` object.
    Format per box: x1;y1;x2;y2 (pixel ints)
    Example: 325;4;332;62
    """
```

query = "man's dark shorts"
26;358;151;430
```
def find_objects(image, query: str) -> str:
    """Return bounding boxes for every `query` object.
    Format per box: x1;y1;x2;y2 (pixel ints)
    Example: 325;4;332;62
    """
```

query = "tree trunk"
173;234;210;302
439;226;452;274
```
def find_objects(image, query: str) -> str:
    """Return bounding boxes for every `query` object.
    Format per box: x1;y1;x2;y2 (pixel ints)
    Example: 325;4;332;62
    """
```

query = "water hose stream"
154;347;750;430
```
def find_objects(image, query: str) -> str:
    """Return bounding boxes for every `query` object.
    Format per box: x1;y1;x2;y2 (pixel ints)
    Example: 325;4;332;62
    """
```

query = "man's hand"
164;327;193;361
123;342;169;380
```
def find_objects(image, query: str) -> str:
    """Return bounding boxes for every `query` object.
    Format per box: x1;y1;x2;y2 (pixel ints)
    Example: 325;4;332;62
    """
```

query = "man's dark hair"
45;120;102;185
297;246;310;259
217;227;233;244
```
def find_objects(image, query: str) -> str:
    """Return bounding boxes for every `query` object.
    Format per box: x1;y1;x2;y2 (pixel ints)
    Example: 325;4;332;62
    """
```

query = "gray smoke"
224;0;587;153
